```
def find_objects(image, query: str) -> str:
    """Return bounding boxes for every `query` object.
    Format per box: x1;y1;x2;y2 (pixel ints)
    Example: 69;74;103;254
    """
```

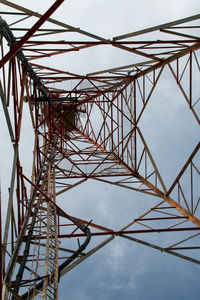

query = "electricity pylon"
0;1;199;299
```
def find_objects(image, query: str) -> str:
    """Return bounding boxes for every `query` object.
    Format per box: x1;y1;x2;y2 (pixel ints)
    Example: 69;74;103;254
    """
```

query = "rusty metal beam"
167;142;200;197
0;0;65;68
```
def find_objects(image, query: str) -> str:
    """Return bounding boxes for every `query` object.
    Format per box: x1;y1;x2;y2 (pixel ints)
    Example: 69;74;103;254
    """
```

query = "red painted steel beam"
135;216;188;221
23;40;198;44
57;227;200;238
0;0;65;68
24;226;200;240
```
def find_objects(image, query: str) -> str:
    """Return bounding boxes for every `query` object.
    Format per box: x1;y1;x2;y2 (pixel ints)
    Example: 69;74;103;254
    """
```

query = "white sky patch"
105;238;134;272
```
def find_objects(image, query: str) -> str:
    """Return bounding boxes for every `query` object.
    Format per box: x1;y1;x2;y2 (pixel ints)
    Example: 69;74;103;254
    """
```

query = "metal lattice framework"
0;0;200;299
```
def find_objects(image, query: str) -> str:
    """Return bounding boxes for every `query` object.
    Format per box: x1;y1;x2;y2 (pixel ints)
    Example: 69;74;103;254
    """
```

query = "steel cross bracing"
0;0;200;298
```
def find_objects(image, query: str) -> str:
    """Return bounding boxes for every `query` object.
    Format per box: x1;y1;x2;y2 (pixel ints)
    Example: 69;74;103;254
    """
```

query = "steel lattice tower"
0;0;200;299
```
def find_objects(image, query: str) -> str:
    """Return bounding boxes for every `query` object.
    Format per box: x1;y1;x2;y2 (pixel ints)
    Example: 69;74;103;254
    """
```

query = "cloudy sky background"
0;0;200;299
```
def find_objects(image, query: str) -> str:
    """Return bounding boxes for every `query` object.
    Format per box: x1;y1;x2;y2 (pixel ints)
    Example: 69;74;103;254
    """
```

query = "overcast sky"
0;0;200;299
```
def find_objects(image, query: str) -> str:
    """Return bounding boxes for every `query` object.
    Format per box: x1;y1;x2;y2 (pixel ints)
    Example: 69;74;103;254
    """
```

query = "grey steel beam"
119;234;200;265
0;80;15;143
2;146;18;274
113;14;200;41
